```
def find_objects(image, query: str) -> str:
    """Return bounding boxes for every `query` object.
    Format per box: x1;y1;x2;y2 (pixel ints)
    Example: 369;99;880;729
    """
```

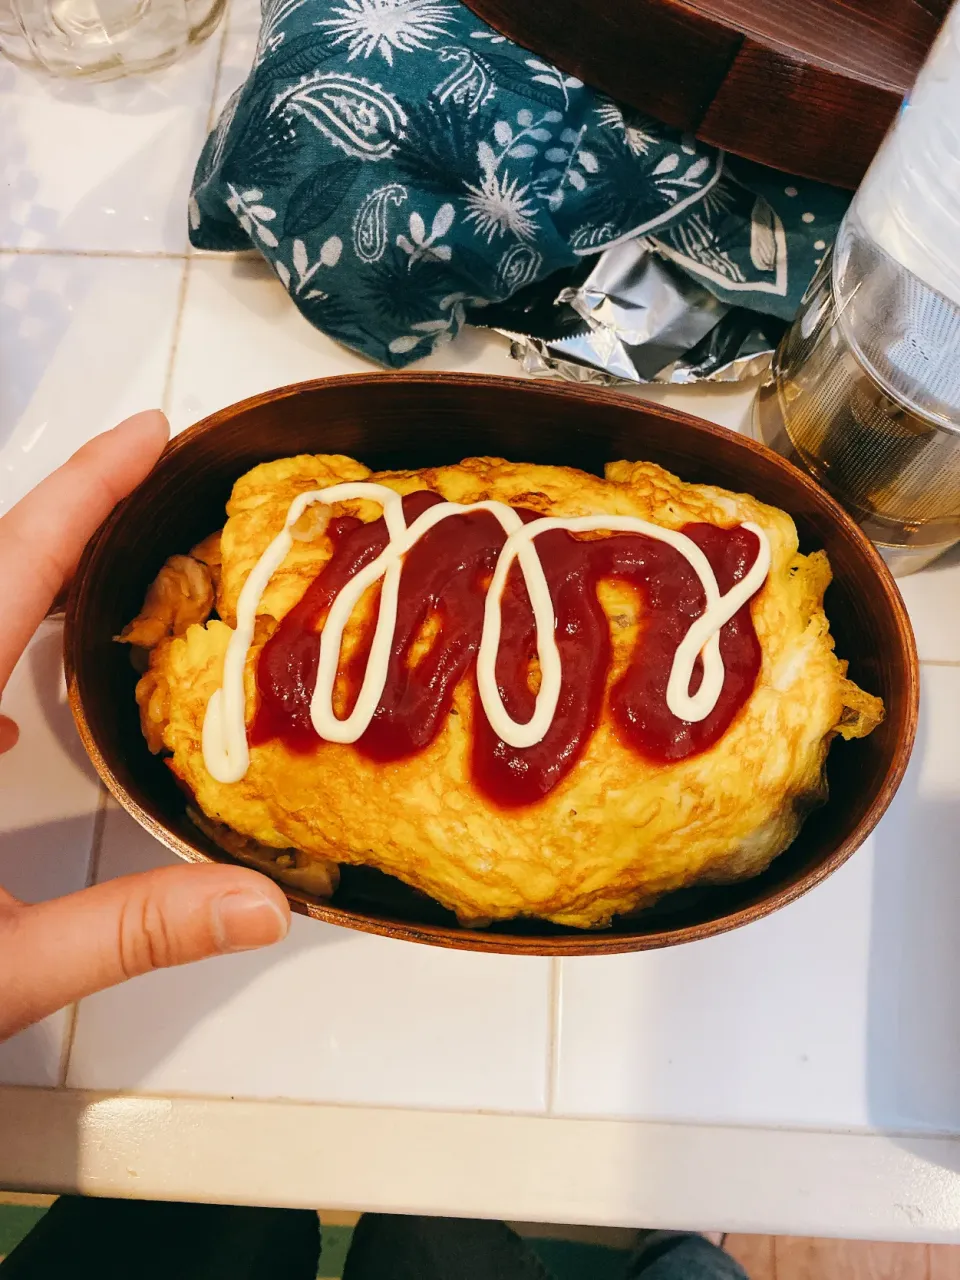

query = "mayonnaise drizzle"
202;483;771;784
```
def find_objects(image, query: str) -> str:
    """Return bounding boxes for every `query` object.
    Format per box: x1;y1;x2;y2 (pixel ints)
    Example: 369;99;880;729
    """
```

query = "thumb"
0;863;290;1041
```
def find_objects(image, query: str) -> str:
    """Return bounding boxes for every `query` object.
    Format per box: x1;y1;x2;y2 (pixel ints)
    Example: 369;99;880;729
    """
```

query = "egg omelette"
120;453;883;929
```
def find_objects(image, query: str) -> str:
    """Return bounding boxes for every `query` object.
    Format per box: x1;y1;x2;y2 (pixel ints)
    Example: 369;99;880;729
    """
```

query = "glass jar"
0;0;225;78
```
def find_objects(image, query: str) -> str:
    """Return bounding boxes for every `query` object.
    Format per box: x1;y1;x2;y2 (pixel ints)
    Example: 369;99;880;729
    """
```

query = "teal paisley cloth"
189;0;850;367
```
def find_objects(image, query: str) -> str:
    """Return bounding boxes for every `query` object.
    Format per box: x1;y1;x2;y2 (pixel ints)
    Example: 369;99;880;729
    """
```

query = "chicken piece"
117;554;214;650
190;531;223;595
188;808;340;899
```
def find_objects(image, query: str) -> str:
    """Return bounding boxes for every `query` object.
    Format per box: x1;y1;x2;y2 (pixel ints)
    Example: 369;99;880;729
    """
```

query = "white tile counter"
5;1;960;1239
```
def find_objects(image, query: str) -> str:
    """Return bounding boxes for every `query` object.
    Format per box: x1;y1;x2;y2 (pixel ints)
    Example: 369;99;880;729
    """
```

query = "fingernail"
212;888;289;953
0;715;20;755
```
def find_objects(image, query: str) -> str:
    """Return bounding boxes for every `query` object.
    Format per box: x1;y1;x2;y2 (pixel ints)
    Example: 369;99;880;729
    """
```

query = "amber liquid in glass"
754;250;960;575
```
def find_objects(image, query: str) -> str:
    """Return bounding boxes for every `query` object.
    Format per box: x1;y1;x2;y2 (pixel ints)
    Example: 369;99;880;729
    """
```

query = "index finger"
0;410;170;693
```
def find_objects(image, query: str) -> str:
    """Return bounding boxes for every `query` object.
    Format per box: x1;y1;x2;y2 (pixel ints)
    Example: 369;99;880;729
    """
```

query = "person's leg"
343;1213;556;1280
625;1232;750;1279
0;1195;321;1279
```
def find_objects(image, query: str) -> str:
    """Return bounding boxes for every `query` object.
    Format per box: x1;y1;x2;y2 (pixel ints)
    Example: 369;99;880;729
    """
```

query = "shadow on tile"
0;815;97;904
0;37;219;257
914;542;960;576
0;252;182;485
868;673;960;1155
215;250;519;373
66;812;355;1089
1;256;81;452
65;912;362;1092
27;626;91;778
1;36;218;118
0;1011;69;1088
96;807;351;961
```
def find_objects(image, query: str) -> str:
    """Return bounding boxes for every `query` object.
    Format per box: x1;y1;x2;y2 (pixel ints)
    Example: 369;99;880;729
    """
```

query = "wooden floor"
726;1236;960;1279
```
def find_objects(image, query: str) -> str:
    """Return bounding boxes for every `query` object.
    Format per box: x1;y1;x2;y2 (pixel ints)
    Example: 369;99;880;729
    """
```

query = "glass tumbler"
0;0;224;77
754;212;960;576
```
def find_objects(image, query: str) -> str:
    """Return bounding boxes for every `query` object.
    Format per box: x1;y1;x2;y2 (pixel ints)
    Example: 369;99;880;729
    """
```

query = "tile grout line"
203;0;232;134
157;4;230;414
55;785;110;1088
56;1003;80;1091
161;257;193;419
545;957;562;1114
0;247;189;260
86;784;111;890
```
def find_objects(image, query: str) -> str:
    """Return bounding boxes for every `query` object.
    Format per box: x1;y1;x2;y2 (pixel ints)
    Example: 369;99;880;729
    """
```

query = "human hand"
0;411;290;1042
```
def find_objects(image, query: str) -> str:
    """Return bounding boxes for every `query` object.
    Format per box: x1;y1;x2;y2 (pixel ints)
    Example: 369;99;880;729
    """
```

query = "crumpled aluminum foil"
472;238;786;386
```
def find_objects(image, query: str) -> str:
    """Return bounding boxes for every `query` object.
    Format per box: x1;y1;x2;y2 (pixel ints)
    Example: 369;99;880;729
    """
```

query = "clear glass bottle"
754;0;960;575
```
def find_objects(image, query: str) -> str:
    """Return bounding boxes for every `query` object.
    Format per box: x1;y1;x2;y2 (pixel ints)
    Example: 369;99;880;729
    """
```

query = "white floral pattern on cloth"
318;0;458;64
190;0;849;367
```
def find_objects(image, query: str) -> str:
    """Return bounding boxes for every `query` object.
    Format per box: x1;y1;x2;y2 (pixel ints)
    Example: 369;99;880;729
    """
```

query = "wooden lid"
458;0;949;188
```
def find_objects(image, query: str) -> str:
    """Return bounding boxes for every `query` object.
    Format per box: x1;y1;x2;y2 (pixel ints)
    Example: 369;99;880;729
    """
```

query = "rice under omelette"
121;454;883;929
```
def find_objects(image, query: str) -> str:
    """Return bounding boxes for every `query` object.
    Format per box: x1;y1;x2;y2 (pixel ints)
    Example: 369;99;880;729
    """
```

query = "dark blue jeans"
345;1218;750;1280
0;1198;750;1279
